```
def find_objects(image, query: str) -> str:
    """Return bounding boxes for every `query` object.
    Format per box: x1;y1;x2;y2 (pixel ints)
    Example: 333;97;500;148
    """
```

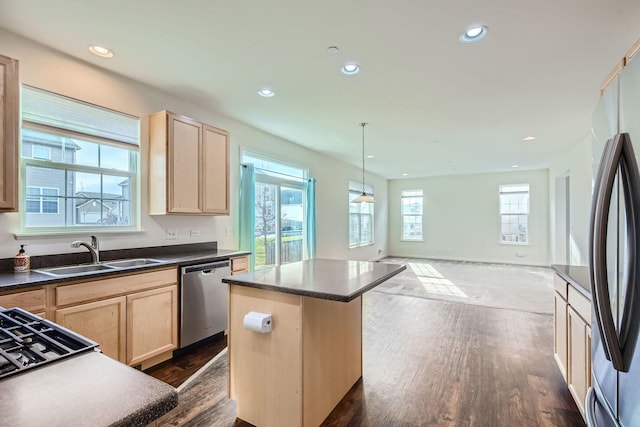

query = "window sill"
498;241;530;246
14;228;146;240
349;242;374;249
401;239;424;242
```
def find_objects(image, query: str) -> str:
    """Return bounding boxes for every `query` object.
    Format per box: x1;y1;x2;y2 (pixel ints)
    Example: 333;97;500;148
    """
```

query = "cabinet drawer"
56;268;178;307
0;288;46;313
231;256;249;273
554;274;568;300
568;286;591;323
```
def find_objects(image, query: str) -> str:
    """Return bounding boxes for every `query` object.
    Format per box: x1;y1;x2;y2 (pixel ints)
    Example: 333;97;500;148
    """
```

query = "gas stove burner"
0;307;98;379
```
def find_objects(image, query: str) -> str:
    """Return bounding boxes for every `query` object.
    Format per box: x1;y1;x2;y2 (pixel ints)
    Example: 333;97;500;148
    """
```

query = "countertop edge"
551;264;592;300
223;261;407;302
0;250;251;292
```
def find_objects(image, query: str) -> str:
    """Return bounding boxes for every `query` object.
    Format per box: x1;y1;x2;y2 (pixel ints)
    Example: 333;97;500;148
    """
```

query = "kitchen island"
222;258;406;427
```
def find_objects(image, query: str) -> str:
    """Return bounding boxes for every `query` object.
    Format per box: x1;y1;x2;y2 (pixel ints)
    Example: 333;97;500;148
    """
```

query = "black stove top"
0;307;98;379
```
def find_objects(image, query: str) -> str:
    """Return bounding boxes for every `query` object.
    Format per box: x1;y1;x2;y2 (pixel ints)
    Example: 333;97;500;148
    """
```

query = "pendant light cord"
360;122;367;194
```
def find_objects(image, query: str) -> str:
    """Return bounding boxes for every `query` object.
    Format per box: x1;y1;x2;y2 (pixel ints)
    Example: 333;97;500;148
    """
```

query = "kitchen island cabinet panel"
127;285;178;366
229;285;303;427
55;296;127;362
0;54;19;212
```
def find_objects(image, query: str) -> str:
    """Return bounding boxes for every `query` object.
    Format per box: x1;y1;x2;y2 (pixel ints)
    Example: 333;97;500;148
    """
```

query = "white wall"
388;169;550;266
0;29;387;262
548;135;592;266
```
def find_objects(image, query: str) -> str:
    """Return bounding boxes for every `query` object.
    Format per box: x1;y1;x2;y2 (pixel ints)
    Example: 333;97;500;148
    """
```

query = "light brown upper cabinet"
149;111;229;215
0;54;19;212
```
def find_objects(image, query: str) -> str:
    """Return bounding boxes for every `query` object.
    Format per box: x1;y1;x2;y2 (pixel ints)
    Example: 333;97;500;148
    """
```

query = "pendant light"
352;122;375;203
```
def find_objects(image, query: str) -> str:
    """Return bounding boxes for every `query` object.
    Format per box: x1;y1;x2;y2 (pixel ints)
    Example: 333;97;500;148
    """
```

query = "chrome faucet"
71;235;100;263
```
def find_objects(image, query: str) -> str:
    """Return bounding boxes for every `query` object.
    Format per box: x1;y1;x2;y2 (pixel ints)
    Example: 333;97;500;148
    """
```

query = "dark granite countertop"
0;350;177;426
0;245;250;292
551;264;592;300
223;258;406;302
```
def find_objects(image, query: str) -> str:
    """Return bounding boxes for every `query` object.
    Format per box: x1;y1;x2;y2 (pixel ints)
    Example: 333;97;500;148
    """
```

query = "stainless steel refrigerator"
588;52;640;426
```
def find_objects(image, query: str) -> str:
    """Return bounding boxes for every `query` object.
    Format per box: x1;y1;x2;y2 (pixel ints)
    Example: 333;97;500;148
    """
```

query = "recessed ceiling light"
512;164;520;168
401;173;408;176
460;25;488;43
341;63;360;75
89;45;114;58
257;88;275;97
327;46;339;54
522;136;536;141
367;155;375;159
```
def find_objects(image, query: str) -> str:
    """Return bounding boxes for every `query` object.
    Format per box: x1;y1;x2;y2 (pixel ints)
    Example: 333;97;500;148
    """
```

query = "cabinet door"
126;285;178;366
568;306;589;417
0;288;46;318
168;113;202;213
0;54;19;211
202;124;229;214
56;296;127;363
554;292;568;381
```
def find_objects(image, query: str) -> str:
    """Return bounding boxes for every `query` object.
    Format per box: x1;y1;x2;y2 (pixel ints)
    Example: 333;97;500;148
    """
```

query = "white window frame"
19;85;140;233
499;183;530;244
401;189;423;241
349;181;374;248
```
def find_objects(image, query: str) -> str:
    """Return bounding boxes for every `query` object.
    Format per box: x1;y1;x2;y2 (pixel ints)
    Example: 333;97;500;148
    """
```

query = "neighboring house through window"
401;189;423;241
20;86;139;230
349;180;374;247
26;187;58;214
499;183;530;243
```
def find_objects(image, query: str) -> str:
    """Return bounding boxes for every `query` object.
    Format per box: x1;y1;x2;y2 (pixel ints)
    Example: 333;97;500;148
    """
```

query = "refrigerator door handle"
590;137;617;363
585;387;598;427
592;133;625;370
618;133;640;371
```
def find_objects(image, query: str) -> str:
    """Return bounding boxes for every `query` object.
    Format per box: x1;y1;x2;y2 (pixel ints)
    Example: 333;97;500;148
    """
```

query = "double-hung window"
401;189;423;241
349;180;374;247
499;183;529;243
20;86;140;231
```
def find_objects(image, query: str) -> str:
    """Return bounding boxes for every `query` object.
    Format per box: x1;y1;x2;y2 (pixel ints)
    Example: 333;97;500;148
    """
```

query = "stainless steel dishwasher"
180;260;231;348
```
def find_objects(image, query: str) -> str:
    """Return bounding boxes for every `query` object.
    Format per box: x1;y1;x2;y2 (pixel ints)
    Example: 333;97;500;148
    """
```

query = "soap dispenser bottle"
14;245;30;273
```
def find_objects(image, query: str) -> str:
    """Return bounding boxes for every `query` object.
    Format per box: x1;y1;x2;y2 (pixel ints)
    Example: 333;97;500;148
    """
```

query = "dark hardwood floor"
148;292;585;426
145;337;228;388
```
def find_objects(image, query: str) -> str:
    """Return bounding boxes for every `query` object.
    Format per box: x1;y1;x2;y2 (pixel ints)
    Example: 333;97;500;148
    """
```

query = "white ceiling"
1;0;639;179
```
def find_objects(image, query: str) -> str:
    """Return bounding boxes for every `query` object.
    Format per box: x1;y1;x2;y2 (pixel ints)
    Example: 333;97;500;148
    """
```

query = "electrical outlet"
166;228;177;240
190;229;201;237
225;226;233;236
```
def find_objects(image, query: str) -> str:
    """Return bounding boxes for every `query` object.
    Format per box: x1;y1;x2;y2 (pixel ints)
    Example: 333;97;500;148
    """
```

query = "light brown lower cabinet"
0;287;47;319
553;273;592;420
56;296;127;362
127;285;178;366
55;268;178;368
567;305;592;417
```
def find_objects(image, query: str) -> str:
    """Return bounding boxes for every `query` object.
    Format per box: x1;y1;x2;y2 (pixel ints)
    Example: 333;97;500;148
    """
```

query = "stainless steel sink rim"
34;258;165;277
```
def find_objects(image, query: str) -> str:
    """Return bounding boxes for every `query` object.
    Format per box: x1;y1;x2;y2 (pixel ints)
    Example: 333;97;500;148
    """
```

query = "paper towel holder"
244;311;273;333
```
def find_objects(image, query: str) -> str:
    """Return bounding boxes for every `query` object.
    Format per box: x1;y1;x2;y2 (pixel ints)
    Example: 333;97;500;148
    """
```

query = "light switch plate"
190;229;201;237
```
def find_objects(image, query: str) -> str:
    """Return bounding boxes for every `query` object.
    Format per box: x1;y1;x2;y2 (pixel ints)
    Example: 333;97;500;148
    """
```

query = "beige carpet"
376;257;554;315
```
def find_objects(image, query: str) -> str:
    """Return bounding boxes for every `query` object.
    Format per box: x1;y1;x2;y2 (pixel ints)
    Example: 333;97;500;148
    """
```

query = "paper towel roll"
243;311;273;333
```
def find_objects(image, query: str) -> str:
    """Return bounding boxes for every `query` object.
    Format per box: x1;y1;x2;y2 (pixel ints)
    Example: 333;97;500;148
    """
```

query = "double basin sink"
35;258;165;277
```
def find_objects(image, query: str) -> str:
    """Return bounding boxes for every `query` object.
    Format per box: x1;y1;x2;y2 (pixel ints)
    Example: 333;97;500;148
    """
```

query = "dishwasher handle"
182;260;230;275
